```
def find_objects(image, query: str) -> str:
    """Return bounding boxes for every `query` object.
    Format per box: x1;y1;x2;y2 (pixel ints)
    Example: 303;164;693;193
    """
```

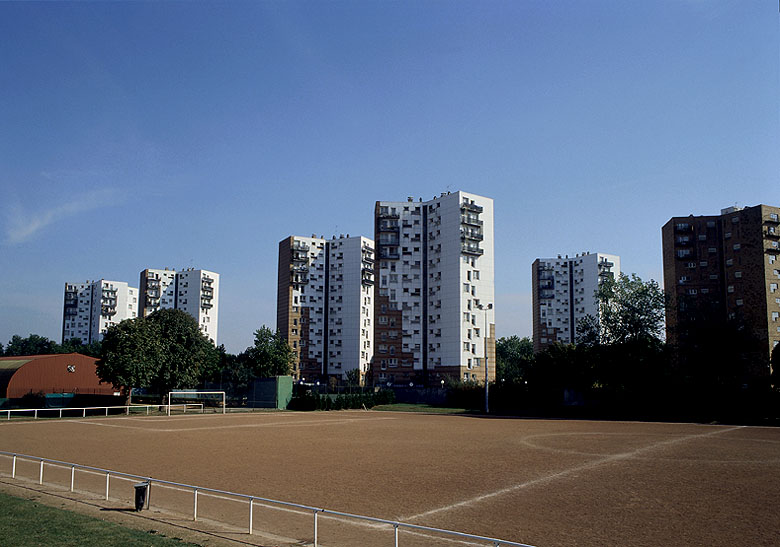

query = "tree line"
492;273;779;422
3;309;294;404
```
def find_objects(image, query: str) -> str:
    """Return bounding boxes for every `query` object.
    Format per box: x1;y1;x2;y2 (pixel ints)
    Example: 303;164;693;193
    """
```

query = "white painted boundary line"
0;450;533;547
401;425;745;522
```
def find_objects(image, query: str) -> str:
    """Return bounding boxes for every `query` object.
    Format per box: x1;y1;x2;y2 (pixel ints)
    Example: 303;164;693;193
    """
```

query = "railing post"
126;406;129;415
313;509;318;547
11;455;16;478
105;473;110;500
82;409;85;418
35;409;38;419
146;480;151;509
39;460;44;484
394;523;399;547
70;466;75;492
59;409;63;418
248;498;253;534
105;407;108;416
193;489;198;521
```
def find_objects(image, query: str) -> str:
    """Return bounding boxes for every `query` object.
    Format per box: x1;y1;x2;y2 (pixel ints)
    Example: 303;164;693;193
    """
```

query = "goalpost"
167;391;226;416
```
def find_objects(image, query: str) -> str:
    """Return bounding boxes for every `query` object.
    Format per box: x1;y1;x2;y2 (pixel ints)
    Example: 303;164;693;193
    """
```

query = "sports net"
167;391;226;415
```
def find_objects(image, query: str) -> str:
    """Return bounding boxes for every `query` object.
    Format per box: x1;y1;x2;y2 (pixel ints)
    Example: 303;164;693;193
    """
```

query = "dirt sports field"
0;411;779;547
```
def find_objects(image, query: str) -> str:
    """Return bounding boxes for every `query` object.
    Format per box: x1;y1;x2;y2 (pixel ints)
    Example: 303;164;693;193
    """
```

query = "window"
463;283;469;293
726;258;733;266
733;244;741;250
734;271;742;278
736;299;743;306
728;285;735;293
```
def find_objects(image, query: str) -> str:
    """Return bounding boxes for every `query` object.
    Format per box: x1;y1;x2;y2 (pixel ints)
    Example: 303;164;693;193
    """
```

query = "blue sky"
1;1;777;354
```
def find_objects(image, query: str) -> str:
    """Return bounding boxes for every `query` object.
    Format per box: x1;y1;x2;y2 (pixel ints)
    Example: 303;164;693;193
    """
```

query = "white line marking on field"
400;425;745;522
73;416;397;432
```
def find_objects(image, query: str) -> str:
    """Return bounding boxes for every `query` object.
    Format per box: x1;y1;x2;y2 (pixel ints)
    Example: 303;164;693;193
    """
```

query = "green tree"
495;336;533;384
97;309;218;403
577;273;666;346
238;326;294;379
57;338;103;358
3;334;57;356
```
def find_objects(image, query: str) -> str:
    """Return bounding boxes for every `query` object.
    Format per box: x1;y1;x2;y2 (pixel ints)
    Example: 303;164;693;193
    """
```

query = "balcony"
460;229;484;241
292;251;308;263
538;279;553;289
362;254;375;264
764;215;780;225
101;306;117;317
674;223;693;232
146;280;160;289
292;242;310;252
378;212;400;219
460;215;483;227
379;248;400;260
461;244;484;256
460;202;483;213
764;227;779;239
201;300;213;309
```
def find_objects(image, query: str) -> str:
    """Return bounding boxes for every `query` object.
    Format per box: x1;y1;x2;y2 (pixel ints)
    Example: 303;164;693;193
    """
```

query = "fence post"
39;460;43;484
12;455;16;478
35;409;38;419
126;406;129;415
394;523;399;547
60;409;63;418
70;466;75;492
248;498;253;534
105;407;108;416
193;489;198;521
313;509;319;547
105;473;110;500
146;480;151;509
83;409;85;418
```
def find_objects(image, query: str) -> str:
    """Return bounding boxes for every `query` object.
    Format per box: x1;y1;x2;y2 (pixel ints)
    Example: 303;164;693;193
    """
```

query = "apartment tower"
138;268;220;345
662;204;780;369
532;252;620;353
277;235;375;383
62;280;138;344
373;191;495;386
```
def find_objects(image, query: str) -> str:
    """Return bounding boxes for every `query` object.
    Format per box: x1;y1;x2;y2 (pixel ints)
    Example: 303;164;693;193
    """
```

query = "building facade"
373;191;495;386
139;268;220;344
532;252;620;353
662;204;780;369
62;280;138;344
277;235;374;383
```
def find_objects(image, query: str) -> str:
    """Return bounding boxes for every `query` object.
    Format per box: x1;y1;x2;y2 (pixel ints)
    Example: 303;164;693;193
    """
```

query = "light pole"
477;302;493;414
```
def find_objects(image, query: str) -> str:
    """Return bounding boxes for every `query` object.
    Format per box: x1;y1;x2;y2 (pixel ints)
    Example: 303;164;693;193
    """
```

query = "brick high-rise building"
277;235;375;383
662;204;780;371
532;252;620;353
372;191;495;386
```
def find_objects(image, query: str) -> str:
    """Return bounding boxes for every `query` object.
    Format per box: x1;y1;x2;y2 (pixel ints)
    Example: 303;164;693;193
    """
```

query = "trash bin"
134;482;148;511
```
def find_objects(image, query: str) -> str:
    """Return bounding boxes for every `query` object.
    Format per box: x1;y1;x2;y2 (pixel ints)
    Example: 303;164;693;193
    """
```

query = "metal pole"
105;473;110;500
35;409;38;419
70;466;75;492
248;499;253;534
194;489;198;521
146;481;151;509
39;460;44;484
59;409;62;418
484;307;489;414
394;523;399;547
313;509;318;547
12;455;16;478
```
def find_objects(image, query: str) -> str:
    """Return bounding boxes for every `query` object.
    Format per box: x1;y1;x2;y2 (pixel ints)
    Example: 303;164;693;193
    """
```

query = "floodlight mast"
477;302;493;414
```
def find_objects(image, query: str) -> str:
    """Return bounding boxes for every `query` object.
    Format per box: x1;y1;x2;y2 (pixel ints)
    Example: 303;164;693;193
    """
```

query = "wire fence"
0;450;534;547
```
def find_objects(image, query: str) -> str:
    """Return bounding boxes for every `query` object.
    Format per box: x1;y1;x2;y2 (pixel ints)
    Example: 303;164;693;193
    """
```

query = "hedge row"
288;389;395;411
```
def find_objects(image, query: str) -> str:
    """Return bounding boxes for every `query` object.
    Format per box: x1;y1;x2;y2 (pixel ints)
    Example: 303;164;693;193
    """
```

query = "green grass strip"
0;491;200;547
372;403;469;414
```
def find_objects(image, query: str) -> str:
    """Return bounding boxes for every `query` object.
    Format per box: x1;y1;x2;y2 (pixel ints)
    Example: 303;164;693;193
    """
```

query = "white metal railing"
0;450;534;547
1;404;204;421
